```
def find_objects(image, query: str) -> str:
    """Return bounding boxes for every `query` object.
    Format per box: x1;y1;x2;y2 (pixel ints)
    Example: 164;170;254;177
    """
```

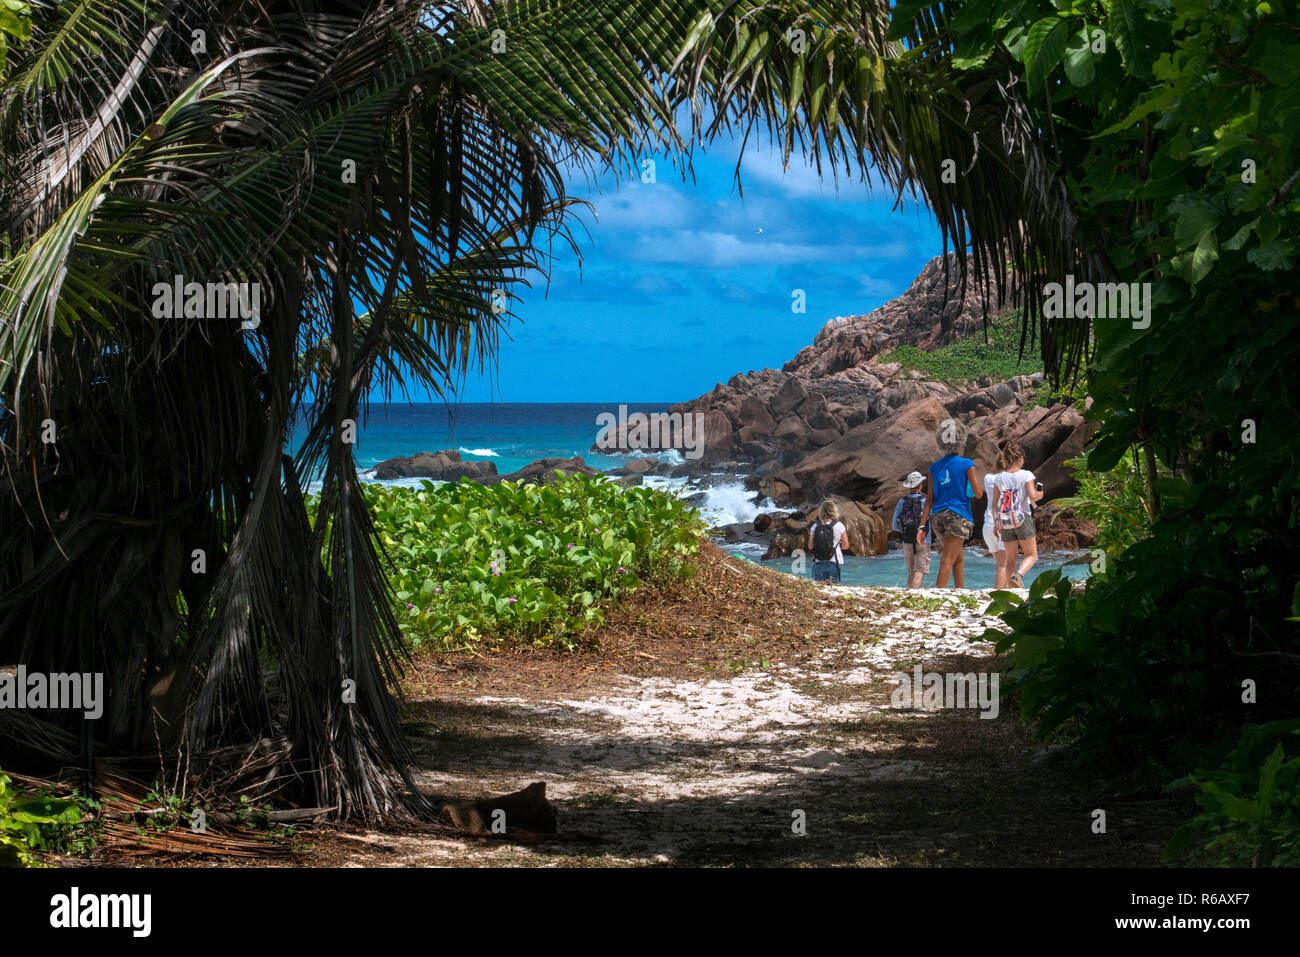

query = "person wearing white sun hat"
892;471;932;588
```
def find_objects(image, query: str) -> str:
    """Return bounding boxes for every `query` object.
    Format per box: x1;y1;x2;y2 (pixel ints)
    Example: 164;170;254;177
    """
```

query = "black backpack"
898;494;925;542
811;521;837;561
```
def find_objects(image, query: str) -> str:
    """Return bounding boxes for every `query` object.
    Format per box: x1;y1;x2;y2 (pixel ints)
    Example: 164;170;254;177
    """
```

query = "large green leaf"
1108;0;1153;75
1062;28;1095;86
1024;17;1069;90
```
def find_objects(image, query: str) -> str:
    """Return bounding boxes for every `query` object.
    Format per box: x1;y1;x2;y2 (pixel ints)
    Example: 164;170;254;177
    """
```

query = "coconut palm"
1;0;1087;819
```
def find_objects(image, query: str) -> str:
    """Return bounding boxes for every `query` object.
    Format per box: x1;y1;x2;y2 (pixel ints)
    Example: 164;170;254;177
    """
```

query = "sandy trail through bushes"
317;564;1178;867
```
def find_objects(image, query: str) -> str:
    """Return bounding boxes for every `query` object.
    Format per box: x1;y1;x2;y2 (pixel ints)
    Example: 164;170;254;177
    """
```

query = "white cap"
903;471;924;488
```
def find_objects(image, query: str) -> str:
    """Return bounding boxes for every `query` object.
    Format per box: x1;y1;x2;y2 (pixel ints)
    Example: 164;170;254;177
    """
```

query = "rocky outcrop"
654;253;1097;553
1032;504;1100;551
784;254;1019;378
370;449;498;481
792;397;952;507
757;501;889;560
483;455;598;485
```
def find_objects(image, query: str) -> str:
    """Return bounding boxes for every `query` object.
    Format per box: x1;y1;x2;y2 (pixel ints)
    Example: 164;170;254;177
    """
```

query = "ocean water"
290;402;1091;590
290;402;669;477
720;543;1090;589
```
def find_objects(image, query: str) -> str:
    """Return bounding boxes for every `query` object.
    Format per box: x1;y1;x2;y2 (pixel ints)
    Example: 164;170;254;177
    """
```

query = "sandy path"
326;586;1039;867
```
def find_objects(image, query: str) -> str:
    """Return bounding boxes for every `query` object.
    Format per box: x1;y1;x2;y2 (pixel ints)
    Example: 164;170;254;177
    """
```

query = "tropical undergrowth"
878;311;1034;383
0;769;81;868
310;473;704;652
918;0;1300;867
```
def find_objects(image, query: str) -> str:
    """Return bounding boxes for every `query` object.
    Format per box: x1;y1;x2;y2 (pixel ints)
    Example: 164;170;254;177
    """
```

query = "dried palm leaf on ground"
5;768;293;859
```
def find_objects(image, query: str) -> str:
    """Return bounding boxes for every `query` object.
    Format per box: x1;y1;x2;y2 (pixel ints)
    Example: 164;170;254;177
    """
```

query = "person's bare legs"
952;540;966;588
1017;536;1039;580
935;536;962;588
1003;540;1020;586
994;547;1009;589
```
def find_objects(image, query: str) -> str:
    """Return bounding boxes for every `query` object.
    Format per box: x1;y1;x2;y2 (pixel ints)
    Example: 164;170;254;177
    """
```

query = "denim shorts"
812;560;842;582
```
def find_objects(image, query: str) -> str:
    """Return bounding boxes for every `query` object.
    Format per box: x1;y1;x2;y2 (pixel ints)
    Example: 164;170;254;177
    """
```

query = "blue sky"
445;134;944;404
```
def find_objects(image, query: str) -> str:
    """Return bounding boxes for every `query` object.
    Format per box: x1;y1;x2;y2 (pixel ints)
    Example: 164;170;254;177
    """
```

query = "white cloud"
586;183;694;231
739;148;856;199
855;274;896;298
629;230;910;268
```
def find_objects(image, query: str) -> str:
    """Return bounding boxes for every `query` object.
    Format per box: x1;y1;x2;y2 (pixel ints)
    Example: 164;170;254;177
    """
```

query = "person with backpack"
982;449;1008;587
807;500;852;584
891;471;931;588
990;440;1044;588
917;418;984;588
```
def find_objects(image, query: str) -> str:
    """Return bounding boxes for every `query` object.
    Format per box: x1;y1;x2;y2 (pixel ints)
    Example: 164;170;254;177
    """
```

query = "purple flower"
593;527;599;532
406;603;415;610
536;520;543;524
434;587;441;595
567;543;575;549
508;598;517;605
618;567;627;574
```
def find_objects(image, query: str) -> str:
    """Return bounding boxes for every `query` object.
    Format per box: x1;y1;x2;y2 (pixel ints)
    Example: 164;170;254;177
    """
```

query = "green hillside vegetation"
878;313;1040;383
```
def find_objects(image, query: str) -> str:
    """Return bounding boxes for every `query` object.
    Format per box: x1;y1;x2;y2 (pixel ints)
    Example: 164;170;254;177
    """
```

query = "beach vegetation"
311;475;703;651
878;311;1032;383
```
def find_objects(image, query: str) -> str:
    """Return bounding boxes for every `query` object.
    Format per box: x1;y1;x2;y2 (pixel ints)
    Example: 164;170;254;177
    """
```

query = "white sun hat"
903;471;925;488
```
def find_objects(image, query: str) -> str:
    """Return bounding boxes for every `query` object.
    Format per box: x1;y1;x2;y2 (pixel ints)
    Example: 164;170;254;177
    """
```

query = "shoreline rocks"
370;449;497;481
482;455;599;485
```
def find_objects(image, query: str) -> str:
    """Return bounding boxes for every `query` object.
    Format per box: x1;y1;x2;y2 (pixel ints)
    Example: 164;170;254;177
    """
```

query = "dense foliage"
904;0;1300;862
0;769;80;868
0;0;27;75
318;476;703;652
1169;720;1300;866
1051;451;1155;553
878;312;1034;382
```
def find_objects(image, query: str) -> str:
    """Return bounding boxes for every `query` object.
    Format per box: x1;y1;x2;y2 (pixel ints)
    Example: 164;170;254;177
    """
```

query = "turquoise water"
720;544;1090;589
290;402;673;477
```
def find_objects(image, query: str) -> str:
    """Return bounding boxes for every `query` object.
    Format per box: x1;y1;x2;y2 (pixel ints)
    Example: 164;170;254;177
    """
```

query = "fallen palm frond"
5;767;293;859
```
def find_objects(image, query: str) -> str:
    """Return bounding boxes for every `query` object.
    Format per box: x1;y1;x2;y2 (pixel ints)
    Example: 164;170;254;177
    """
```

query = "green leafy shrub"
901;0;1300;869
1168;720;1300;867
986;485;1300;765
1051;450;1155;555
0;769;81;868
878;312;1037;383
0;0;31;77
312;472;703;651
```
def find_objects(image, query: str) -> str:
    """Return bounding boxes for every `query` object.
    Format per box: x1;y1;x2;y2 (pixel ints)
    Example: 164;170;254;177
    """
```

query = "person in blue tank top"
917;418;984;588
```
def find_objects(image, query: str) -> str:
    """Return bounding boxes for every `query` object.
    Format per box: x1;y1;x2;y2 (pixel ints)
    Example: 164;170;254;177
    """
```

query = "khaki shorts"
1001;516;1036;541
932;510;974;542
902;542;931;576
